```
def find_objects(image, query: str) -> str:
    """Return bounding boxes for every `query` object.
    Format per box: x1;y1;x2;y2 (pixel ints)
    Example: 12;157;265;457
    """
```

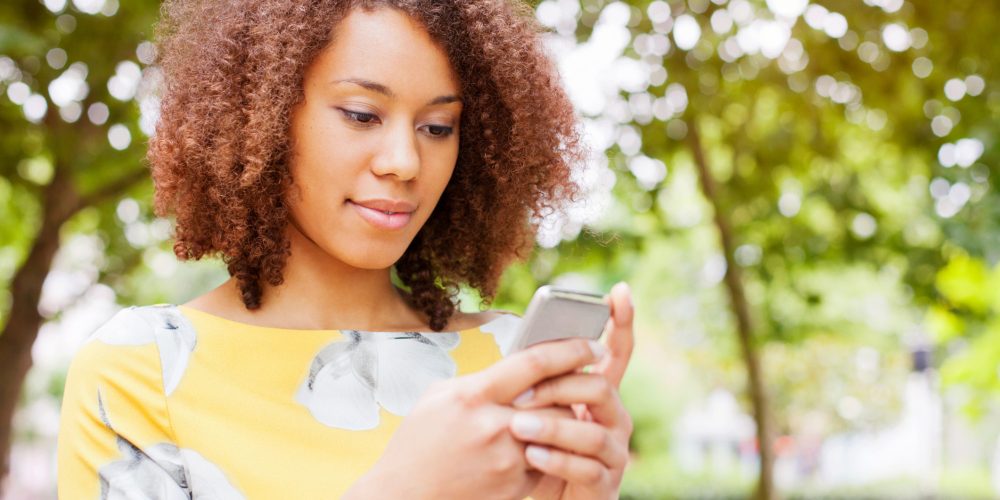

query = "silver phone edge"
511;285;609;352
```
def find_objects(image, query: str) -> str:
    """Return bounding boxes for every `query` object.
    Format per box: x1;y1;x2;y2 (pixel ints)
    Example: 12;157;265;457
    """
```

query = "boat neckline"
170;303;512;335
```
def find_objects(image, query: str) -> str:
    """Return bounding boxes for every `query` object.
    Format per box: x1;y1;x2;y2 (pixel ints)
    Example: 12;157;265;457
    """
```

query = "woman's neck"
184;224;429;332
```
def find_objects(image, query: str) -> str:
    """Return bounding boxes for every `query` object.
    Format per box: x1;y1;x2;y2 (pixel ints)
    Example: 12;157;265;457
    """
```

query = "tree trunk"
0;167;79;492
688;121;776;500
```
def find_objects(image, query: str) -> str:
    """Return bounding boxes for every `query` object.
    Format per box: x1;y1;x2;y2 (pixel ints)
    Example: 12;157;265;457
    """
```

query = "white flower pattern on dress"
295;330;460;430
96;390;244;499
479;314;523;356
89;305;196;396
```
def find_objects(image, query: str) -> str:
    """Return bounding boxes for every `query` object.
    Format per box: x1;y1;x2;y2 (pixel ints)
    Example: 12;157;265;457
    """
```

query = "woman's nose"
370;123;420;181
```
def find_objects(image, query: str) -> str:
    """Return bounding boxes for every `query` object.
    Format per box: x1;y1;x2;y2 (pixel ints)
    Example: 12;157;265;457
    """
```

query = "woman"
56;0;635;498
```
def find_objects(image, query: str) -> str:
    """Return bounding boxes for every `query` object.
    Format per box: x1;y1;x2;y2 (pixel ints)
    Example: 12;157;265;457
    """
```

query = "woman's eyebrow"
331;77;461;105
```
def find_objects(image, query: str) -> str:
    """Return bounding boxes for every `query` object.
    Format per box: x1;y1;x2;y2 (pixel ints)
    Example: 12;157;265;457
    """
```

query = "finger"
527;473;567;500
530;405;576;420
594;282;634;387
568;356;592;409
512;373;626;426
524;445;611;489
474;337;606;404
510;412;628;469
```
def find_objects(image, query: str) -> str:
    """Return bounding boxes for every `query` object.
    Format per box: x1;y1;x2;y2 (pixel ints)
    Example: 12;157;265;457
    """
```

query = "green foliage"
936;254;1000;405
0;0;167;323
4;0;1000;496
506;0;1000;493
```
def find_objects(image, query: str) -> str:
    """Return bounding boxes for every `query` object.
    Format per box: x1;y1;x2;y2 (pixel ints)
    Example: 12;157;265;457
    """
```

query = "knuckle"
595;377;615;400
574;339;594;360
580;463;606;485
523;349;548;375
531;380;552;403
616;442;632;469
475;413;506;440
586;429;610;455
545;448;565;470
607;437;629;468
458;387;483;407
622;413;635;436
490;453;520;475
450;379;486;407
533;414;552;438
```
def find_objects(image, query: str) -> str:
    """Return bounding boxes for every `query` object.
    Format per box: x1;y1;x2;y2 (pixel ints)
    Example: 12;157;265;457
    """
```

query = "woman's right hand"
344;337;606;500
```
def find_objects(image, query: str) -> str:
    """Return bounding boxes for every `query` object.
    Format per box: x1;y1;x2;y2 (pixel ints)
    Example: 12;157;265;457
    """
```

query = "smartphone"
509;285;611;353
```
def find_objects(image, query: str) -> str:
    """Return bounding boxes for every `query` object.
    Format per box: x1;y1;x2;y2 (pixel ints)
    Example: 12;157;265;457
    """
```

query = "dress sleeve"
56;307;187;499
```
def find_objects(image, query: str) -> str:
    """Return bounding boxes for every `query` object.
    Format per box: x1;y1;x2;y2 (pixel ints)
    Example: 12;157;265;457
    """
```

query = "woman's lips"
348;200;414;230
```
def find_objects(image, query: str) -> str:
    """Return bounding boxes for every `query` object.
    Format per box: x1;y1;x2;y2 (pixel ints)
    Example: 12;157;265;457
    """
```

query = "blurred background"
1;0;998;498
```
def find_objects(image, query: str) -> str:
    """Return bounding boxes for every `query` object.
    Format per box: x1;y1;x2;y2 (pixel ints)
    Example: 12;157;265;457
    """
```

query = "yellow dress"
56;304;524;499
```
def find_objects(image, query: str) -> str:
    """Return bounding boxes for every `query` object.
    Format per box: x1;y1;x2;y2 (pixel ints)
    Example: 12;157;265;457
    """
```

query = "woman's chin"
338;247;408;271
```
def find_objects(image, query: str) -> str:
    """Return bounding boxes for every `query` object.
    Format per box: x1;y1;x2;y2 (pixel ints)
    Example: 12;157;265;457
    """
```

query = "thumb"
594;281;634;387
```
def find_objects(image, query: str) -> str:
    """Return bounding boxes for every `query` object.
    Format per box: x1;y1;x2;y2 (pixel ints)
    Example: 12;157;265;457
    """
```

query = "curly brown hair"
147;0;584;331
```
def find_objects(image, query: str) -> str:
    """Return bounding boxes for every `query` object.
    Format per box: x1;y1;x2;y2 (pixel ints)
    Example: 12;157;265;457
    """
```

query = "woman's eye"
339;108;379;125
425;125;454;138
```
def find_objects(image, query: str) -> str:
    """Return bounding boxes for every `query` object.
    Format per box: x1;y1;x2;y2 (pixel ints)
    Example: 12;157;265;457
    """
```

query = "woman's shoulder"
68;304;195;395
83;304;186;345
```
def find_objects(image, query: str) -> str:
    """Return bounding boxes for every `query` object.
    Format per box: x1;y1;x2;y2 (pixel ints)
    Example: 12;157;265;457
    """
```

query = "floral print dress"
56;304;523;499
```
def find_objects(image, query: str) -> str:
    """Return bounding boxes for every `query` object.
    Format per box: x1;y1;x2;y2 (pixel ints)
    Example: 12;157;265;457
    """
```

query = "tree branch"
688;119;776;500
72;167;151;213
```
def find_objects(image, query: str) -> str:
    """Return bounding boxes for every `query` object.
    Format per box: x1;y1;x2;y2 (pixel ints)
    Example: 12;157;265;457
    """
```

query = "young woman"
56;0;635;498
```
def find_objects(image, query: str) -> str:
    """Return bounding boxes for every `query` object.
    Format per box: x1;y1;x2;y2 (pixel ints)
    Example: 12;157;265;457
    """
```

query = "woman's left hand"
516;282;635;500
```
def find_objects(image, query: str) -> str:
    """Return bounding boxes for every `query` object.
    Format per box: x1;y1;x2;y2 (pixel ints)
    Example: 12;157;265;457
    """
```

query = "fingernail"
513;388;534;406
526;445;550;465
589;340;607;359
615;281;632;308
512;413;543;437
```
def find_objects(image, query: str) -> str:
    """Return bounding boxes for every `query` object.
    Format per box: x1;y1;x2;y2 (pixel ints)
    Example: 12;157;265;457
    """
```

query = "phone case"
511;286;610;352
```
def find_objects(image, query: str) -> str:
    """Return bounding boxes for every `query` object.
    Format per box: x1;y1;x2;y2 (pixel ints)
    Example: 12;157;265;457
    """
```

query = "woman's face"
287;7;462;270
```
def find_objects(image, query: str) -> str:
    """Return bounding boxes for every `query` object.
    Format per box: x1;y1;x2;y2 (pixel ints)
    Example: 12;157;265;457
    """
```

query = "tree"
3;0;999;496
0;0;161;488
519;0;998;497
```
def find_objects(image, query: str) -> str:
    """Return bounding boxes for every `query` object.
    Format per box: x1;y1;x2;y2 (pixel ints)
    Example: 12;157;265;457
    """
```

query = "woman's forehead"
307;7;461;98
